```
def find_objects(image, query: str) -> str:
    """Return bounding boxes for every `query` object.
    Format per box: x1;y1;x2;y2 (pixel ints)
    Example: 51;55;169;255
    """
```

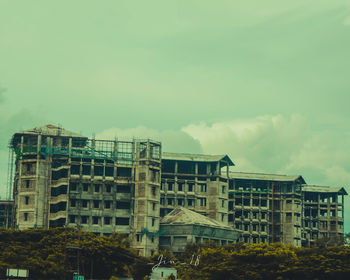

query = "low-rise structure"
159;207;241;254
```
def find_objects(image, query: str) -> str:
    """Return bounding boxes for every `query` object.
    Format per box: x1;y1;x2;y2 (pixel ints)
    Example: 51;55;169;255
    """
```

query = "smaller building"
150;267;177;280
159;207;241;255
0;200;14;228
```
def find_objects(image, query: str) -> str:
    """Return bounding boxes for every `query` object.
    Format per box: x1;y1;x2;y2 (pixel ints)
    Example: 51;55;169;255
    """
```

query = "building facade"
228;172;305;246
302;185;347;247
11;125;161;256
9;125;348;255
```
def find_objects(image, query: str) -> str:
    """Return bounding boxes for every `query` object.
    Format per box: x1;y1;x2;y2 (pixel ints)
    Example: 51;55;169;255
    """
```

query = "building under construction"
7;125;348;256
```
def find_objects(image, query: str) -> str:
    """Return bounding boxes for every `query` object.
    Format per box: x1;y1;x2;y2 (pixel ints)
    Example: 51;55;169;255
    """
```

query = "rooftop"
302;185;348;195
162;152;234;166
229;171;306;183
15;124;86;138
11;125;87;147
160;207;233;229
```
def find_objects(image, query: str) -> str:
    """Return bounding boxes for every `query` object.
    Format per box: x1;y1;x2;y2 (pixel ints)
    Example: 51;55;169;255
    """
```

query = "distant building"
0;200;14;228
302;185;347;246
8;125;348;256
228;172;306;246
159;207;241;254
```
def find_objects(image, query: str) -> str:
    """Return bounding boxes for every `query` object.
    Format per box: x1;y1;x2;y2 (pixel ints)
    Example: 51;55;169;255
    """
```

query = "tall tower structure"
11;125;161;256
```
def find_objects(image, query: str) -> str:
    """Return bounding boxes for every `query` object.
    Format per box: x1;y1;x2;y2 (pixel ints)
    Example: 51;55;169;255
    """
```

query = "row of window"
234;223;267;232
160;197;207;207
70;199;130;210
68;215;129;225
70;183;131;193
70;165;132;177
161;183;226;194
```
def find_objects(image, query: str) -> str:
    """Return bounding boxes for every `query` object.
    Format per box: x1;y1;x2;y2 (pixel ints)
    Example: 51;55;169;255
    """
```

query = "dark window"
82;165;91;175
82;200;88;208
188;199;194;206
71;165;80;175
81;216;88;224
104;217;111;225
228;214;234;222
152;218;155;227
24;213;28;221
50;201;67;213
94;166;103;176
117;185;130;193
26;180;30;188
188;184;193;192
105;201;111;209
152;203;156;211
71;199;76;207
105;166;114;177
25;196;29;205
70;182;77;191
116;201;130;209
93;200;100;209
116;217;129;225
105;184;112;193
51;185;67;197
117;167;132;177
83;184;89;192
199;198;207;206
94;184;100;193
152;187;156;196
92;216;99;225
178;183;183;192
69;215;76;223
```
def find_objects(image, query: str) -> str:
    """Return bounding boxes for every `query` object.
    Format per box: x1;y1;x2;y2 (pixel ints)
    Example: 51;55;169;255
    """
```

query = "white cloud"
182;114;307;173
96;126;202;154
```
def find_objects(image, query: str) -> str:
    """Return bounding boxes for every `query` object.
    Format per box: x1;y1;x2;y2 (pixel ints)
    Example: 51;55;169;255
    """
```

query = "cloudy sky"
1;0;350;231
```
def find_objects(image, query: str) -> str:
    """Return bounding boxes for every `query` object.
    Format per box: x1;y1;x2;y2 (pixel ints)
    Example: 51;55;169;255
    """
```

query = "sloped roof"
160;207;232;229
13;125;86;138
229;171;306;183
302;185;348;195
162;152;234;166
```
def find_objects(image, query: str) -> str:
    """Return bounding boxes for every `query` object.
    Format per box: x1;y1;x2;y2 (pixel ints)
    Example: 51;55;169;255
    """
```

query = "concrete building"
0;200;14;228
160;153;234;224
302;185;347;247
8;125;348;255
10;125;161;256
228;172;306;246
159;207;241;254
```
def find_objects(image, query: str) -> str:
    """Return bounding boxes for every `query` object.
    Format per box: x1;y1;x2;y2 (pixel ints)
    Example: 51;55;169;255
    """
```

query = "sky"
1;0;350;231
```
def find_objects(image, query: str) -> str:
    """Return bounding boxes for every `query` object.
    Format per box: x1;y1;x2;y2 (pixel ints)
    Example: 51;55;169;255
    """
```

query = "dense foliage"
0;228;151;280
174;241;350;280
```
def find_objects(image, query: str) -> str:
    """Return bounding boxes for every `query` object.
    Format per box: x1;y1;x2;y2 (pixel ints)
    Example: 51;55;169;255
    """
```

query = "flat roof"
162;152;234;166
302;185;348;195
229;171;306;183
